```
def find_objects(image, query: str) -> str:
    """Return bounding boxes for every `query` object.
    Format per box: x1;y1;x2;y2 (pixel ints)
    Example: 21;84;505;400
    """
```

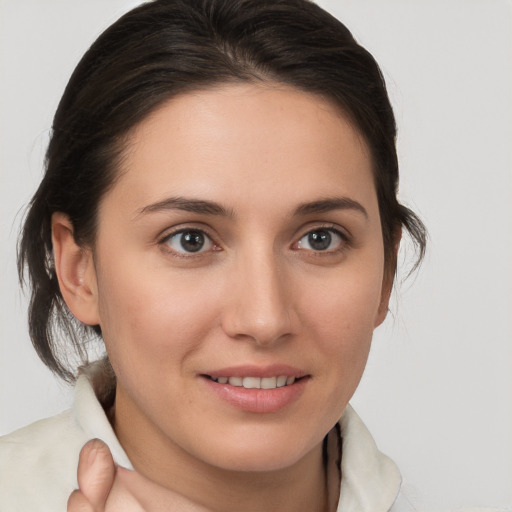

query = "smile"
208;376;298;389
203;369;308;413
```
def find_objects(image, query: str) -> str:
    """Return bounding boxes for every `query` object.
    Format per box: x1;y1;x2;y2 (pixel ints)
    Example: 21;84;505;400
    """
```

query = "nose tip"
234;309;292;347
221;259;294;346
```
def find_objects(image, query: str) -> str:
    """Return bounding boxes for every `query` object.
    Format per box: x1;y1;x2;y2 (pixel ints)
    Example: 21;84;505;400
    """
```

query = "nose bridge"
223;243;293;345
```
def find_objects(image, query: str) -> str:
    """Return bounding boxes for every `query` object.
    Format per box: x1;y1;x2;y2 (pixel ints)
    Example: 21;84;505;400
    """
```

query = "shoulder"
0;410;88;512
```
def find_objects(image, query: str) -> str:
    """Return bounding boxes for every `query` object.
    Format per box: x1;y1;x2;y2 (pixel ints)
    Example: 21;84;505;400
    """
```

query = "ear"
374;227;402;327
51;213;100;326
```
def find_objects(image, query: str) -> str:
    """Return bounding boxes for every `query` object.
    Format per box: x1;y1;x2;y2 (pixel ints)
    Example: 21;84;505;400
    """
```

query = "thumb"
77;439;116;511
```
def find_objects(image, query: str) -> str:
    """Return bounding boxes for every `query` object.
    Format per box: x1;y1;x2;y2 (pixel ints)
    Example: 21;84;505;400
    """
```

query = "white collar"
73;369;133;470
335;404;402;511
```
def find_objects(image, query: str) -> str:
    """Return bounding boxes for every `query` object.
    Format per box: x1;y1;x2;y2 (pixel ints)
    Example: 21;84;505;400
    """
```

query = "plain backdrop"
1;1;511;510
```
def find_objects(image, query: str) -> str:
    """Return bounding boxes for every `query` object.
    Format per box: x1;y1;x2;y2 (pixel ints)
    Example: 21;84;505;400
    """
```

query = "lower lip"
202;377;308;413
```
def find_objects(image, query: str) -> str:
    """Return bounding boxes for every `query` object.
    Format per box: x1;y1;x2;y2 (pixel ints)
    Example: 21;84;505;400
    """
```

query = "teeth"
276;376;287;387
228;376;243;386
261;377;277;389
214;375;298;388
243;377;261;389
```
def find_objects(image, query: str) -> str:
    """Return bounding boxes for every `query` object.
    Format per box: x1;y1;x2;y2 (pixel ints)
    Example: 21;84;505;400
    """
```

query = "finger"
67;489;95;512
77;439;116;511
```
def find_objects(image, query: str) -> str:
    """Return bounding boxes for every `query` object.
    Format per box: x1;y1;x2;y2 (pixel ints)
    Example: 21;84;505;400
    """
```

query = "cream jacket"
0;369;416;512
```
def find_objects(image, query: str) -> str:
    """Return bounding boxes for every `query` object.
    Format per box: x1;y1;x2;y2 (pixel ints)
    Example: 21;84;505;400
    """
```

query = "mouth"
200;367;309;413
204;375;303;389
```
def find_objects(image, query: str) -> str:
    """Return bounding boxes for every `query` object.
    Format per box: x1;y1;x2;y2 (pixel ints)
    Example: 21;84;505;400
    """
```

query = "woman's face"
76;83;391;472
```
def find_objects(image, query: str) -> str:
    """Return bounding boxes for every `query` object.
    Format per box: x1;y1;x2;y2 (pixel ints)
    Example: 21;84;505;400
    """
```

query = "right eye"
162;229;214;254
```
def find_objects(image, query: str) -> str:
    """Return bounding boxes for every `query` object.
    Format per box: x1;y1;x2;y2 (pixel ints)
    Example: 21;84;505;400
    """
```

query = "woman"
0;0;427;510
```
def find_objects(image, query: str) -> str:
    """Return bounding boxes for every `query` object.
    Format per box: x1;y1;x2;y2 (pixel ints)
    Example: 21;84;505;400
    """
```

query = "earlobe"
51;213;100;326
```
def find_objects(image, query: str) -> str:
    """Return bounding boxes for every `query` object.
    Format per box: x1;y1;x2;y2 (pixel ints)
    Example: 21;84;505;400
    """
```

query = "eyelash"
158;225;350;258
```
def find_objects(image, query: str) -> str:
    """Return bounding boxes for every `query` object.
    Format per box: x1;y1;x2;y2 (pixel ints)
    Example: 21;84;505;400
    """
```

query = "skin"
54;83;395;512
68;439;213;511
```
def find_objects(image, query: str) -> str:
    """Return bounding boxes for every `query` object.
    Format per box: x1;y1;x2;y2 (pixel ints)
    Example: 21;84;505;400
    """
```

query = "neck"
113;389;328;512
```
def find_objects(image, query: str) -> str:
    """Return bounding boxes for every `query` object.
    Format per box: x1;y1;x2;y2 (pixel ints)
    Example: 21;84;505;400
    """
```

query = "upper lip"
203;364;307;379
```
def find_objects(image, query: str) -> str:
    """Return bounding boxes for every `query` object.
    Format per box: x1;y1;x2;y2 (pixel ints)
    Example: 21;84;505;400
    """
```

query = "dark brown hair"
18;0;426;381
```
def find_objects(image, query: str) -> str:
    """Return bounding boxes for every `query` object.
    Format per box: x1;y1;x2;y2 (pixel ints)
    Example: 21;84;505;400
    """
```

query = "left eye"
296;228;345;252
164;229;214;254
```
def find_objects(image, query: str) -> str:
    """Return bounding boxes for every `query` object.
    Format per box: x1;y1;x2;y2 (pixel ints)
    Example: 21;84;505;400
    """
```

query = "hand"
67;439;141;512
67;439;212;512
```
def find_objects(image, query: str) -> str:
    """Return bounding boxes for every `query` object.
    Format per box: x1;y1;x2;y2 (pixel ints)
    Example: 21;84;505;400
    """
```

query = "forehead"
104;83;376;218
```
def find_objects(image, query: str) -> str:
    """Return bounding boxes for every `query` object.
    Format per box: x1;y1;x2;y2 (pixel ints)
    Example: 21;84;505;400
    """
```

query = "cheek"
95;263;221;375
309;265;382;335
304;261;383;384
316;299;373;388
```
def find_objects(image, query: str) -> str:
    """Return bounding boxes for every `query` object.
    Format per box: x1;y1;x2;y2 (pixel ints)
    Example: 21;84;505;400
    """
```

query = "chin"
194;428;321;473
210;449;309;473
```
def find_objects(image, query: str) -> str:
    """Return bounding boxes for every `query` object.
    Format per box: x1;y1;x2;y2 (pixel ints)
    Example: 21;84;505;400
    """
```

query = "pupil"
308;230;331;250
180;231;204;252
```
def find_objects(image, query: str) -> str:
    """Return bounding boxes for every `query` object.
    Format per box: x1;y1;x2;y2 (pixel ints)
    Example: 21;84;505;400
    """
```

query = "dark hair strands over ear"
18;0;427;382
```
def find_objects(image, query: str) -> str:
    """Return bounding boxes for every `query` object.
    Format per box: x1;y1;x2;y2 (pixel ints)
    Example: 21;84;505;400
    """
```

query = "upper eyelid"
158;224;216;242
294;223;350;241
159;225;216;247
162;229;213;242
297;227;347;242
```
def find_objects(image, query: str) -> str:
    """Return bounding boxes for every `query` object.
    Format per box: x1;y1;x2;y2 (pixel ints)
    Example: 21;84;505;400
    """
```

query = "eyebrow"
136;195;367;219
136;197;234;217
293;197;368;219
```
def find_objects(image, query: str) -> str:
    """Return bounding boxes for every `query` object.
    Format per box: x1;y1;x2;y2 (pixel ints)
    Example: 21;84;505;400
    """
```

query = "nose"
221;249;295;347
